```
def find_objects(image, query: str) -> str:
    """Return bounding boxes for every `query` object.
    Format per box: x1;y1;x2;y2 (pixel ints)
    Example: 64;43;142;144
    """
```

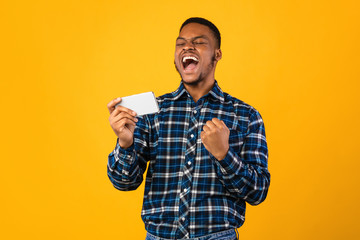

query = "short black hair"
180;17;221;48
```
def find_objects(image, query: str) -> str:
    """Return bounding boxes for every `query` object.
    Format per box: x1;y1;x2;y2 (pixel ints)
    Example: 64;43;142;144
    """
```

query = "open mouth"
182;56;199;71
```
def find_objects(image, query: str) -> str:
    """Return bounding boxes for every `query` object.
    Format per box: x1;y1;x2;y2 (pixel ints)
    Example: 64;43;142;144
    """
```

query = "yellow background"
1;0;359;239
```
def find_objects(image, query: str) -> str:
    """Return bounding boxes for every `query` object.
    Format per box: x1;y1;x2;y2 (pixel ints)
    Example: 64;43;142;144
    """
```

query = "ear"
215;49;222;61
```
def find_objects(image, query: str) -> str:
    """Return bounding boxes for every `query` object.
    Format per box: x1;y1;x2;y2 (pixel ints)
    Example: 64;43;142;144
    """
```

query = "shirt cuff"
212;147;242;177
112;139;135;165
116;138;134;153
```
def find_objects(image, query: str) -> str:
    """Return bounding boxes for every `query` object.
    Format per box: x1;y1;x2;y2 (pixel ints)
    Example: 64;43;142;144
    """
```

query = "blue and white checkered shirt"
108;81;270;239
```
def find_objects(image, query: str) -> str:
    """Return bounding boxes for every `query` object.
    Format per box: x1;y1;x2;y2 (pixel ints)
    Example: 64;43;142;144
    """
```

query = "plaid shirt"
107;81;270;239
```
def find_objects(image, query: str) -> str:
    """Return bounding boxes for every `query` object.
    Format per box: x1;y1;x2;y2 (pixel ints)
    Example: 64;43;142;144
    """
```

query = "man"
107;17;270;240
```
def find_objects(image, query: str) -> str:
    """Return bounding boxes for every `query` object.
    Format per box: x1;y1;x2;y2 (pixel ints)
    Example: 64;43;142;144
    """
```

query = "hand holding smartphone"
115;92;159;116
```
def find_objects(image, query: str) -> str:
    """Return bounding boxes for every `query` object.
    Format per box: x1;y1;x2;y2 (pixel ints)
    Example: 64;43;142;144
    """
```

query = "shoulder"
155;90;185;110
223;92;260;118
222;92;264;132
156;92;175;104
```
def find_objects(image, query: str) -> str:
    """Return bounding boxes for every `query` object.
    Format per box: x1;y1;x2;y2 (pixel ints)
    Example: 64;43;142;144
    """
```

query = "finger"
118;118;136;131
211;118;223;128
109;106;122;120
111;111;138;124
111;118;137;132
213;118;229;131
205;120;216;129
200;131;208;147
110;105;137;119
203;125;210;133
220;120;229;131
111;116;137;129
107;97;122;114
115;105;137;117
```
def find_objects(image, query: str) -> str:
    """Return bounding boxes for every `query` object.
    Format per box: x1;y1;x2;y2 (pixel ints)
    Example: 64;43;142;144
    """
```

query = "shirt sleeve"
212;109;270;205
107;115;151;191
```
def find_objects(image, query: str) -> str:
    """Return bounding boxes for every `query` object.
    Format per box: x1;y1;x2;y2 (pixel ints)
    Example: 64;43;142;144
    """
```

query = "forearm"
213;110;270;205
107;142;145;191
107;114;152;191
213;147;270;205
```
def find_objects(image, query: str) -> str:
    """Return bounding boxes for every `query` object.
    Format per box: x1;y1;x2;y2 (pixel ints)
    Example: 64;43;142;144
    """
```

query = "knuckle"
120;112;129;118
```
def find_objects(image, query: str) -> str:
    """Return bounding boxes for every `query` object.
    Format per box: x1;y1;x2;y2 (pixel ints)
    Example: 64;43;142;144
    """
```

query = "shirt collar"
208;80;225;103
171;81;188;100
171;80;225;103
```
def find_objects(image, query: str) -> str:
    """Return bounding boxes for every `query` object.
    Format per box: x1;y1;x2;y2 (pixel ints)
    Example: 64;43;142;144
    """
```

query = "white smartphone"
115;92;159;116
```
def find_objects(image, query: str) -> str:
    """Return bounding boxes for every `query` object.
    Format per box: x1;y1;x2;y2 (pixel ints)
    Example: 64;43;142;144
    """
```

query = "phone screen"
115;92;159;116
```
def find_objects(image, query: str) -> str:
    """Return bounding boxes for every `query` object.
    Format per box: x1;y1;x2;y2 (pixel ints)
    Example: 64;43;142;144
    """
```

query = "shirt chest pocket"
228;128;245;153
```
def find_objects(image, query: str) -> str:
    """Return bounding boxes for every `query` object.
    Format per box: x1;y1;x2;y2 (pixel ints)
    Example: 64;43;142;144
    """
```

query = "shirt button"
181;217;185;221
193;110;197;114
184;188;188;193
187;161;191;165
190;134;194;138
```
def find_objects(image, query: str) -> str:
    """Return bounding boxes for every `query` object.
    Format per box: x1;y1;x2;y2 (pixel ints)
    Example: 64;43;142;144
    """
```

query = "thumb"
128;123;136;133
200;131;207;144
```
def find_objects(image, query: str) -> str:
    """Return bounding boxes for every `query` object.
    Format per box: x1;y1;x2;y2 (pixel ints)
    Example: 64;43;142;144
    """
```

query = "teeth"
182;56;199;62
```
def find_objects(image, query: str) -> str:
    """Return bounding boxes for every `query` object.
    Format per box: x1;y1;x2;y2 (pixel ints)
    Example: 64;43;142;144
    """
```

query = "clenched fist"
200;118;230;160
107;97;138;149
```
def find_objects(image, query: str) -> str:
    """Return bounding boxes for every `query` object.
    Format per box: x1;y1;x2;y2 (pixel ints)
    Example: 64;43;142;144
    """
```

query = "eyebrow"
176;35;209;41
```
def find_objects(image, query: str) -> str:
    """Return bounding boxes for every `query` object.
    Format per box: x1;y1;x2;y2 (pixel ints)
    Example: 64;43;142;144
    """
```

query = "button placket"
177;99;196;238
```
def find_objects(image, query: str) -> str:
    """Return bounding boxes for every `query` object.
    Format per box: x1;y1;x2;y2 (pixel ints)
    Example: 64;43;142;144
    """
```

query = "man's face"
174;23;221;85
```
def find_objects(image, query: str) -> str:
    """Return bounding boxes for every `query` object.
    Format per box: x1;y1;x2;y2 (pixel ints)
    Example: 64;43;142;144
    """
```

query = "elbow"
112;182;141;191
246;175;270;206
107;172;143;191
247;188;269;206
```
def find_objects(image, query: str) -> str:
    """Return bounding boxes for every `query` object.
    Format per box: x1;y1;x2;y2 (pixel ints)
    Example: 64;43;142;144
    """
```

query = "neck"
183;78;215;103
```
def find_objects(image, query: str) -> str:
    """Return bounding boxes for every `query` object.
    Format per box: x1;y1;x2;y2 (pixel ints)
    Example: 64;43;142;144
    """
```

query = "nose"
183;41;195;51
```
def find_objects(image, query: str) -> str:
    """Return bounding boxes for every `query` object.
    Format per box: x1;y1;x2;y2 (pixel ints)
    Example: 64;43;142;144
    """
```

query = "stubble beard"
174;54;216;86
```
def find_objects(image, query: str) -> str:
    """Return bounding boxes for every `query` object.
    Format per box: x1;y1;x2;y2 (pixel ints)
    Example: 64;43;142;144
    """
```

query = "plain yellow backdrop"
1;0;359;239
